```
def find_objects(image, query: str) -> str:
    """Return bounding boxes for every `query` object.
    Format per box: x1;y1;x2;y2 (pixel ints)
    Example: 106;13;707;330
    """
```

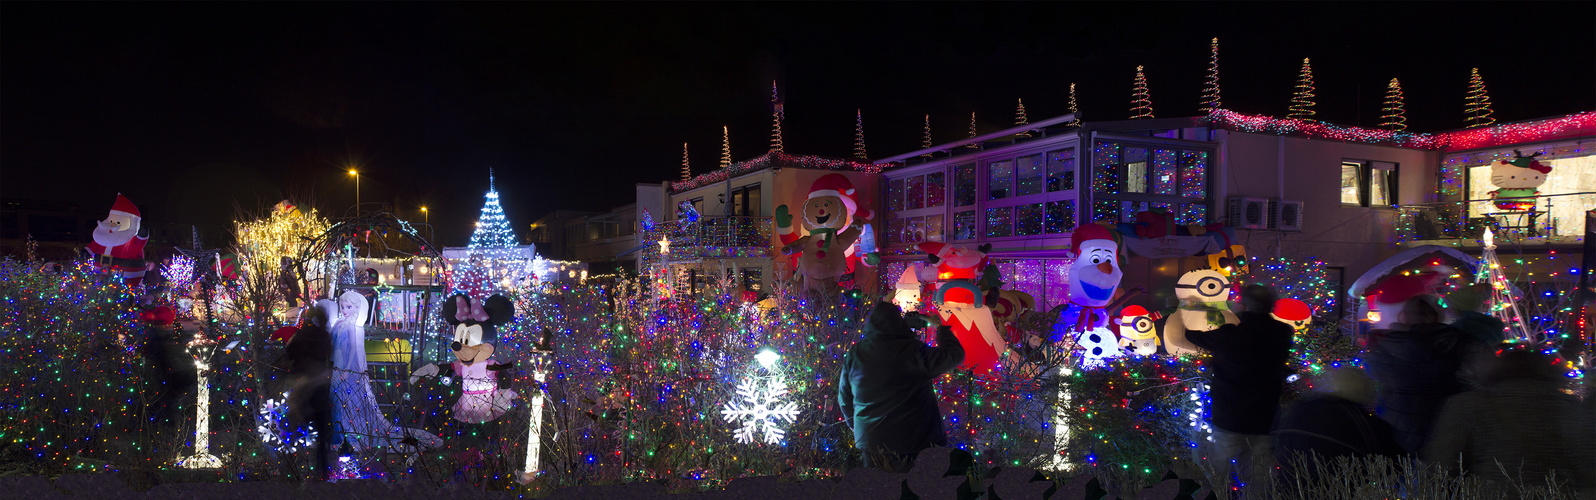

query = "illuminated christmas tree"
1288;58;1317;119
920;114;933;157
1067;83;1081;127
965;111;979;148
1014;98;1031;137
1465;67;1496;128
770;81;784;153
1130;65;1154;119
720;126;732;168
1380;78;1408;132
467;169;519;249
1200;38;1222;113
680;142;692;181
852;109;868;160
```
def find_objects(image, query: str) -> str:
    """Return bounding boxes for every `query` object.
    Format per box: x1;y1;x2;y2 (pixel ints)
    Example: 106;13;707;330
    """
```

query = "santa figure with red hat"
85;194;150;288
915;241;1006;374
777;174;874;298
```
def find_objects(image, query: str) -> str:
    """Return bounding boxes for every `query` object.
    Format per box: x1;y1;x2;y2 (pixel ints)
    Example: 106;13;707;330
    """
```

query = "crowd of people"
836;283;1594;495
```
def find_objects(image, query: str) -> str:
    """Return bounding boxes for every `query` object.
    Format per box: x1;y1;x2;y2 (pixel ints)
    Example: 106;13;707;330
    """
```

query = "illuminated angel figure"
720;374;800;444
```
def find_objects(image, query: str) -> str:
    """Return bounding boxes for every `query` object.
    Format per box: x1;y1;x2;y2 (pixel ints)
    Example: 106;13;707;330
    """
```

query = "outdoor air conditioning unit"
1269;199;1304;231
1227;197;1269;229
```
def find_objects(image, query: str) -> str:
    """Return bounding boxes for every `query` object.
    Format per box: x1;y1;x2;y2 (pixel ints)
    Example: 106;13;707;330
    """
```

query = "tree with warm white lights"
1130;66;1154;119
920;114;933;157
1289;58;1316;119
1200;38;1222;113
965;111;979;148
1465;68;1496;128
720;126;732;168
680;142;692;181
1014;99;1031;137
769;81;784;153
1067;83;1081;127
1380;78;1408;132
852;109;868;160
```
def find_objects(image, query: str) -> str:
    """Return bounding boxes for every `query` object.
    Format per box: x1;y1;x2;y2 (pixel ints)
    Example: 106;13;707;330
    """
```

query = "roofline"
874;112;1078;164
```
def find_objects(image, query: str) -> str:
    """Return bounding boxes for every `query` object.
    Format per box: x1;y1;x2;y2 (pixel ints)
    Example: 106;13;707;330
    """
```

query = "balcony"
1396;192;1595;247
649;215;773;261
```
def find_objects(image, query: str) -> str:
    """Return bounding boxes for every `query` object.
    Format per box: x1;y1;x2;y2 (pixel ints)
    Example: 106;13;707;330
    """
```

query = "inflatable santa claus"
85;194;150;288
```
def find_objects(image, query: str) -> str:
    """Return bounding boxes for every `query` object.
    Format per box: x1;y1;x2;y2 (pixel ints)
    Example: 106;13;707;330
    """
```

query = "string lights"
1130;66;1154;119
1288;58;1316;119
1380;78;1407;132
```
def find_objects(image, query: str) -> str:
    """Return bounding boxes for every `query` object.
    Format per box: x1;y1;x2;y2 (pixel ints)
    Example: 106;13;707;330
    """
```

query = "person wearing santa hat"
1361;288;1478;455
85;194;150;287
777;174;873;298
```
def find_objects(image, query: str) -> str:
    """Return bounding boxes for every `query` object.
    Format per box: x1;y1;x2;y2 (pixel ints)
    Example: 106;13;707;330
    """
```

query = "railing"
652;216;773;259
1396;192;1596;244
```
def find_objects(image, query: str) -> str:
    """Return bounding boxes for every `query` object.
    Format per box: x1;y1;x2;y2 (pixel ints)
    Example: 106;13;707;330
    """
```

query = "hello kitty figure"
1487;150;1551;211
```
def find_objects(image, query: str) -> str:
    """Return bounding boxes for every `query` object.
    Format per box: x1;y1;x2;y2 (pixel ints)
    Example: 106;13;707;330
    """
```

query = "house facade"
875;110;1594;321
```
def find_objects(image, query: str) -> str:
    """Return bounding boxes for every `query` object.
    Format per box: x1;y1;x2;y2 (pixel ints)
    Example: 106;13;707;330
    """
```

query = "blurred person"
1185;285;1294;490
1362;296;1473;454
1424;350;1593;492
1274;366;1406;485
1444;284;1507;388
276;300;336;480
838;301;964;472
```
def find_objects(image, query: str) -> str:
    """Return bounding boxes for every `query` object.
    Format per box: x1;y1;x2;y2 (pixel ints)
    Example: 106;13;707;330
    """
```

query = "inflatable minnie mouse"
411;294;519;423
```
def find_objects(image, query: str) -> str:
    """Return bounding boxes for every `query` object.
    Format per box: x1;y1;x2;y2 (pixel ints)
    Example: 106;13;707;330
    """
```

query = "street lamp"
421;206;428;224
348;169;360;217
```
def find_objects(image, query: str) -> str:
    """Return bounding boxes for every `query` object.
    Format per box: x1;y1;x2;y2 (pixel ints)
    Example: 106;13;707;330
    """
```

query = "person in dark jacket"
1361;296;1474;455
1424;350;1594;493
1274;366;1406;486
276;300;336;480
1185;285;1294;489
838;301;965;472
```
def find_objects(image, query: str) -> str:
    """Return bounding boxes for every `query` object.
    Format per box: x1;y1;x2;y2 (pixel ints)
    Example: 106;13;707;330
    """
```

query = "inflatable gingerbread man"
777;174;874;298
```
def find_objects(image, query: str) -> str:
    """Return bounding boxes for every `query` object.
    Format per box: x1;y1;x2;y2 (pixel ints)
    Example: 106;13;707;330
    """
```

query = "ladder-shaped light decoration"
179;334;222;468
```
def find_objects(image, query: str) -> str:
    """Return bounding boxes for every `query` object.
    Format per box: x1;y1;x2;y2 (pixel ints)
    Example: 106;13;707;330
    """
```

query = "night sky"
4;2;1592;246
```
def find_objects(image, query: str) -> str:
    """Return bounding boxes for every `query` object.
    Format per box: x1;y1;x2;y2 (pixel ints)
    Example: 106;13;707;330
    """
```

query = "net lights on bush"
720;348;799;445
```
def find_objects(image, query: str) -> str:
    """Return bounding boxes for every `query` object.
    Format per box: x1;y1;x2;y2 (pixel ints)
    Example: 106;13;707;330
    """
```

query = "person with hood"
838;301;965;472
1184;284;1294;489
1362;296;1473;455
1423;350;1594;493
276;300;336;480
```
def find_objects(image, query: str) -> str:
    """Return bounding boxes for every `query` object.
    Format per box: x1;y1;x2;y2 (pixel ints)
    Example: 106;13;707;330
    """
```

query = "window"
1091;141;1211;224
988;160;1013;200
885;171;948;245
1342;160;1397;207
730;184;761;216
953;164;977;206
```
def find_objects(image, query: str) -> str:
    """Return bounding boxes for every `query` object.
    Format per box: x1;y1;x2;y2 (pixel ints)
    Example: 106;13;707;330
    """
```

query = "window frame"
1341;159;1398;208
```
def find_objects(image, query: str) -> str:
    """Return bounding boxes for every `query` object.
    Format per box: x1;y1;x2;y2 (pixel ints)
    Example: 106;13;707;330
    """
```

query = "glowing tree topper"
720;349;800;445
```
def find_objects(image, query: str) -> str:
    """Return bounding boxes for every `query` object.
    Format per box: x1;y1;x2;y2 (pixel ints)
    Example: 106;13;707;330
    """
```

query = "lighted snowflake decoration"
720;374;800;444
257;392;317;454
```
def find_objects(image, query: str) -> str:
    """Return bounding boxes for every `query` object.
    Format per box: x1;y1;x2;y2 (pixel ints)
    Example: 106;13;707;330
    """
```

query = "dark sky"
4;2;1593;246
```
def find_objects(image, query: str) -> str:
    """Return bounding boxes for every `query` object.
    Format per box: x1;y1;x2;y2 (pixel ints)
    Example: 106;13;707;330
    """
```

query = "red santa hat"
1363;273;1441;309
1120;305;1149;319
1070;223;1118;256
109;194;141;219
1272;298;1313;321
808;174;870;220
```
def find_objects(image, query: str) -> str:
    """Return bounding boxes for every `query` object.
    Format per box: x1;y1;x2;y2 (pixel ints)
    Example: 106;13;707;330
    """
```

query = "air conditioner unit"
1227;197;1269;229
1270;199;1304;231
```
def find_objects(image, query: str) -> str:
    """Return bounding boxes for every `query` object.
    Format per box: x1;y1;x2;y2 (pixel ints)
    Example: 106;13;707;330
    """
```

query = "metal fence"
656;216;773;258
1397;192;1596;242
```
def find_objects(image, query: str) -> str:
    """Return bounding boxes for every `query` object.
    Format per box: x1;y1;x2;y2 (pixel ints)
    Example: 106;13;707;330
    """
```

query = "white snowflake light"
257;392;318;454
720;374;800;445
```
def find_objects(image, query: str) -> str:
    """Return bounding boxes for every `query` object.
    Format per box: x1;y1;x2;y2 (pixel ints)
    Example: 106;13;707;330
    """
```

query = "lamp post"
421;206;428;224
348;169;360;217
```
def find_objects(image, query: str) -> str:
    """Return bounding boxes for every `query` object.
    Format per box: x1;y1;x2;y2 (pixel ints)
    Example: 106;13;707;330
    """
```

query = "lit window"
1342;160;1397;207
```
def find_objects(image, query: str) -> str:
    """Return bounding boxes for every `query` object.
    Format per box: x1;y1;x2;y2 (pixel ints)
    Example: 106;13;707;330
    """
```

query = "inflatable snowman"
1054;225;1127;367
